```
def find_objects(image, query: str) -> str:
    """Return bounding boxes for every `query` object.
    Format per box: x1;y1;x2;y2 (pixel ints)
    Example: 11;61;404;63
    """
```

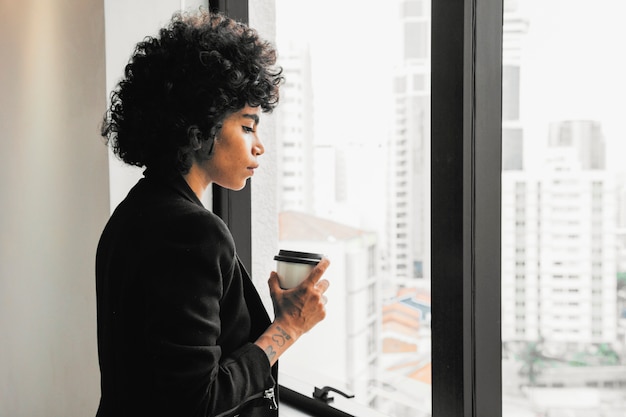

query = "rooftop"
279;210;370;241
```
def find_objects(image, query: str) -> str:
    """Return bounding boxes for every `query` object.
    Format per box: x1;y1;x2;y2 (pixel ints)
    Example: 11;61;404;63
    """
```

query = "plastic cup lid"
273;249;323;265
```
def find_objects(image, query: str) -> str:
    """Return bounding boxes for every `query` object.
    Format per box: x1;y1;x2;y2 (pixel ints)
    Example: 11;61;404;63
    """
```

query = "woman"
96;10;330;417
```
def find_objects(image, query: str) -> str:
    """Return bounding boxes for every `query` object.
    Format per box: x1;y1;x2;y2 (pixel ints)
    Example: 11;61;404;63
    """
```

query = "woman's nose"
254;136;265;156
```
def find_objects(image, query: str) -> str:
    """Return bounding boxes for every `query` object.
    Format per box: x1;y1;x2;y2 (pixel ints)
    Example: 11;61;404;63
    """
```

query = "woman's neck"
183;162;211;201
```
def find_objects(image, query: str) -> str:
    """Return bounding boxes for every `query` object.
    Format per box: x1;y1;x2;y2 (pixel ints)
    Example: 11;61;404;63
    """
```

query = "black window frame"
208;0;252;272
210;0;504;415
431;0;503;416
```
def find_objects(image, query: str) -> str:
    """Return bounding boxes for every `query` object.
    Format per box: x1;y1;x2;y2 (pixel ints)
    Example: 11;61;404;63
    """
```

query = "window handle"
312;386;355;404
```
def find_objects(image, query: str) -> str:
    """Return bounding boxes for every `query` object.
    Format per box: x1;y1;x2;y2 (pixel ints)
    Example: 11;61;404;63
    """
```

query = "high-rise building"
548;120;606;170
276;45;315;213
502;1;529;171
387;0;431;284
615;173;626;279
502;122;617;347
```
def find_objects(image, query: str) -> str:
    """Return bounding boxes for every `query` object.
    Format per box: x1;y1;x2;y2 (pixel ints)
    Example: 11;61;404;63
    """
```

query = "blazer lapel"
237;256;272;340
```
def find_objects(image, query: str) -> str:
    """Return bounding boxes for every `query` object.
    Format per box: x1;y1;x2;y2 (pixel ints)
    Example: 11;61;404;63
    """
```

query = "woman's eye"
242;126;255;133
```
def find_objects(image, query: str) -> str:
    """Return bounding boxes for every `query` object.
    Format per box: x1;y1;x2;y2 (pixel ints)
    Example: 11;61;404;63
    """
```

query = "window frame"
209;1;252;273
431;0;503;416
210;0;504;415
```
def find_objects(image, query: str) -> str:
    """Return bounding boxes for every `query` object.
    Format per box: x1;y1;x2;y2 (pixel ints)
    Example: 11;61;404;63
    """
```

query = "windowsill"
279;372;388;417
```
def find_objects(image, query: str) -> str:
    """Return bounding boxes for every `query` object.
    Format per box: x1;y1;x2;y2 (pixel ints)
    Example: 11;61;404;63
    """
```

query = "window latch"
312;386;355;404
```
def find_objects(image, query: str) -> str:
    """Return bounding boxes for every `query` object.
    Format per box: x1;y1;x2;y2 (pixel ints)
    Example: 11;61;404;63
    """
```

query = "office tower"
611;166;626;351
616;173;626;277
548;120;606;170
502;121;617;347
387;0;431;283
502;0;529;171
276;45;315;213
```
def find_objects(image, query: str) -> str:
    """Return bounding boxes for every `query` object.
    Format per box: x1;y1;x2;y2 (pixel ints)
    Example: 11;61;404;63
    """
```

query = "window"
501;0;626;415
272;1;432;415
218;0;504;416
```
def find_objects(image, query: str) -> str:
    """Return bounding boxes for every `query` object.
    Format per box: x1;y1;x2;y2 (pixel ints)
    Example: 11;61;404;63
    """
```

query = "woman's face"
203;105;264;191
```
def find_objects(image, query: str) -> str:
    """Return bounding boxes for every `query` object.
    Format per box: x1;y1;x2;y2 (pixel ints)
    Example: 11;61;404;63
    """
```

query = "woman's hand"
269;257;331;338
254;258;330;365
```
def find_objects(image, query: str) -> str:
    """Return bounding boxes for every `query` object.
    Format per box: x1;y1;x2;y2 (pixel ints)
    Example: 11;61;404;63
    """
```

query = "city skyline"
515;0;626;173
273;1;626;415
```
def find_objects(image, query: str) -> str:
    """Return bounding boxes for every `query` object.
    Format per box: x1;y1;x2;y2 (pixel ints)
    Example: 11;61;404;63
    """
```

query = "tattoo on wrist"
263;326;292;362
264;346;276;362
272;325;292;347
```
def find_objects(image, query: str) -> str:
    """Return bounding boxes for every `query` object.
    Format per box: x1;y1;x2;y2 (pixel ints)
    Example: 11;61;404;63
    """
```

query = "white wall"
0;1;283;414
0;1;205;416
249;0;281;310
104;0;206;211
0;1;109;415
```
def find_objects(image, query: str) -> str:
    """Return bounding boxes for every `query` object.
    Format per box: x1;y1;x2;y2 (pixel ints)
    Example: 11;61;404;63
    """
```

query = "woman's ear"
187;125;203;150
206;122;223;156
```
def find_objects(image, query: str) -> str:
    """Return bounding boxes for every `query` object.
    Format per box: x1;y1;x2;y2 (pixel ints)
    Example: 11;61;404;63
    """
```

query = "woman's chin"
219;180;247;191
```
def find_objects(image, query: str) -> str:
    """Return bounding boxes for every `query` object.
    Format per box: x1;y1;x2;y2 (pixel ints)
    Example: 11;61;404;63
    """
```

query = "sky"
517;0;626;172
275;0;399;230
276;0;626;172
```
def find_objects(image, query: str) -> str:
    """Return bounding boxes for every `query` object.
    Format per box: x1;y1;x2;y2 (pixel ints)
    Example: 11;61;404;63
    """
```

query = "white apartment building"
275;46;315;213
387;0;431;285
276;211;381;407
502;1;529;171
502;123;618;347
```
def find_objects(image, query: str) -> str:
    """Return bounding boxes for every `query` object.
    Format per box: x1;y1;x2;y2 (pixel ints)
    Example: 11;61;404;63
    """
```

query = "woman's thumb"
267;271;281;294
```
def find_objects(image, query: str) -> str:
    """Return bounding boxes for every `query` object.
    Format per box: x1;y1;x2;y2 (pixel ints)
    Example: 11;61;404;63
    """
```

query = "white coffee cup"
274;249;323;289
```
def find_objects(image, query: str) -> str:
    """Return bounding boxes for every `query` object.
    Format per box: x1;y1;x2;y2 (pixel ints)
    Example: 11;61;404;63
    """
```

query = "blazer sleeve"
142;208;274;417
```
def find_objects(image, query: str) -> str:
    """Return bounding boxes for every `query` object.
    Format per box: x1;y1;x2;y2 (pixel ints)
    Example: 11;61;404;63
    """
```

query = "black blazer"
95;169;278;417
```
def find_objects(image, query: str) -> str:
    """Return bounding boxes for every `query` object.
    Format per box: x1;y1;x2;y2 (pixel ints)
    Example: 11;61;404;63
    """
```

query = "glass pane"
502;1;626;415
272;1;432;416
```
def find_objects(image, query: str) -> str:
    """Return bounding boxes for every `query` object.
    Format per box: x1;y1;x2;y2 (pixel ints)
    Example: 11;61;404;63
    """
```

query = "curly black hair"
101;10;283;174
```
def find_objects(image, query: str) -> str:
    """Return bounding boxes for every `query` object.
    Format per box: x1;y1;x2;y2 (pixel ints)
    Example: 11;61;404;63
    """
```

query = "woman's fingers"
304;257;330;286
266;257;331;336
315;278;330;294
